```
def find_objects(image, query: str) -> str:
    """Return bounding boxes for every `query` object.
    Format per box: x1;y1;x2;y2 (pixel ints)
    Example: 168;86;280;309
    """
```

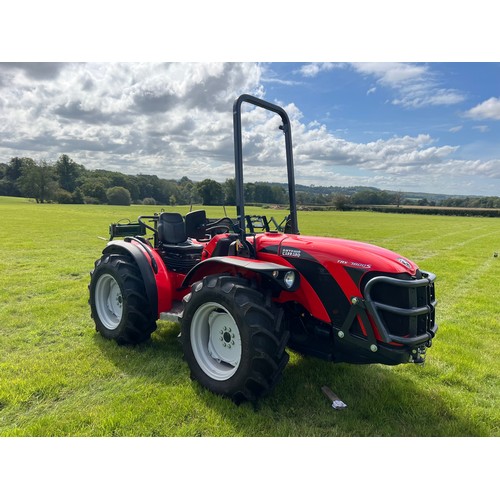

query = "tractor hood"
255;233;418;276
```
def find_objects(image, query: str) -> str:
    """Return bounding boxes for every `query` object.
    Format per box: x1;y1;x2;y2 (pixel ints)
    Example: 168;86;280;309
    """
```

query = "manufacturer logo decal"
338;259;371;269
397;258;412;269
281;248;302;258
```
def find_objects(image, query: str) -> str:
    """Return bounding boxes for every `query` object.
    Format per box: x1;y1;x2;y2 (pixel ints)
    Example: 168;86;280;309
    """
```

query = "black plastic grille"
362;271;437;346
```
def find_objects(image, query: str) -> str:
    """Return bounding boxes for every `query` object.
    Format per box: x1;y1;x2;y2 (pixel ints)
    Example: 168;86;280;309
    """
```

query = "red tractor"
89;94;438;404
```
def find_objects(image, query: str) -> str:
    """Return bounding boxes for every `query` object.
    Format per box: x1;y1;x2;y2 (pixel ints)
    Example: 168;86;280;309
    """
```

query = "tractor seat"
157;212;203;255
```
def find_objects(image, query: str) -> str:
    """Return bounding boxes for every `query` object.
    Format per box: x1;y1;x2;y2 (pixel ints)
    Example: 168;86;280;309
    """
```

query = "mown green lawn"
0;196;499;437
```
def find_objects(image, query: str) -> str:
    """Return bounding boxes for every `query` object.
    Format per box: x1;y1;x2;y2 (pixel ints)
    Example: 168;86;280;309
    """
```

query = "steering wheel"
206;217;233;237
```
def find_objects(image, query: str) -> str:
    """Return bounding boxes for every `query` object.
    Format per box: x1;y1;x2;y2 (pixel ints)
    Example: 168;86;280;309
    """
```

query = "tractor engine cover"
255;233;437;365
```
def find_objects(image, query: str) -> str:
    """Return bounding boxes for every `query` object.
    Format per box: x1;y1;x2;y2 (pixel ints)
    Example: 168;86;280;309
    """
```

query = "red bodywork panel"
253;232;419;343
254;233;418;276
150;231;419;342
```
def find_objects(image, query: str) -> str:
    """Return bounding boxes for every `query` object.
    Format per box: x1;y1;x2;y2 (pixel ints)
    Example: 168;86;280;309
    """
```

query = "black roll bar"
233;94;299;241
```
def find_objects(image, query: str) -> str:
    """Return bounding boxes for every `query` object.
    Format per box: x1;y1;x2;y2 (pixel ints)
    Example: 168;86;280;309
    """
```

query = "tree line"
0;155;252;206
0;155;498;209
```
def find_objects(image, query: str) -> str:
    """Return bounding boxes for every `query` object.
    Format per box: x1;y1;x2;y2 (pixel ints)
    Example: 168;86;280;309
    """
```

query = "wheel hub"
207;311;240;367
95;274;123;330
190;302;242;381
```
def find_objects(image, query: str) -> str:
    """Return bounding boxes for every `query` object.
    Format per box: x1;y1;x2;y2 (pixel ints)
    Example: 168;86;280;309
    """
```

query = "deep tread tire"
181;275;290;404
89;253;156;345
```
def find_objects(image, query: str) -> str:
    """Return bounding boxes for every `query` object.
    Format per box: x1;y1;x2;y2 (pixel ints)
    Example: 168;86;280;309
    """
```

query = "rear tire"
89;253;156;345
181;275;289;404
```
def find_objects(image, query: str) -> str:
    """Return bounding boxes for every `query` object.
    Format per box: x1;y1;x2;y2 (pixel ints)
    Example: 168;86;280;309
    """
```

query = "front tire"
89;253;156;345
181;275;289;404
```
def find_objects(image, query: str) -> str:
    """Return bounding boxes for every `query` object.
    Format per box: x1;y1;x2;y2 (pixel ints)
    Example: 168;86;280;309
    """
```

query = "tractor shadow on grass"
189;353;487;437
243;353;488;437
94;324;485;437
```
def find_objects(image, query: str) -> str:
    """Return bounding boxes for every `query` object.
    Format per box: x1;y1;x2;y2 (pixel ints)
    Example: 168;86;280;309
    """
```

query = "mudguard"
102;239;171;318
182;256;300;292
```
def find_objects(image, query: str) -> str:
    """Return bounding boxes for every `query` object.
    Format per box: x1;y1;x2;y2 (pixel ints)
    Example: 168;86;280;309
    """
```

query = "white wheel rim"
190;302;242;381
94;274;123;330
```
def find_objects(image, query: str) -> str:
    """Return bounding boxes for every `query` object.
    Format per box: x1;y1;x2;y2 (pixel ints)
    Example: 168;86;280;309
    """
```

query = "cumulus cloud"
0;62;68;80
465;97;500;120
0;62;263;179
292;124;460;177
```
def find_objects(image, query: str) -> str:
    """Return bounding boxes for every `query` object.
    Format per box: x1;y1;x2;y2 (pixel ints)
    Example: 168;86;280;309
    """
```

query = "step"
159;300;183;323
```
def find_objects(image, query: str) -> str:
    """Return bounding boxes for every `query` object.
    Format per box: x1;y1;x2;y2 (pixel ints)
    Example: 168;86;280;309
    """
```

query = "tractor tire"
181;274;290;404
89;253;156;345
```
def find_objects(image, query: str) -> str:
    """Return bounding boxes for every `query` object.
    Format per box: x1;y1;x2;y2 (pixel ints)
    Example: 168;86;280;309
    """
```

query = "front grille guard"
363;271;438;346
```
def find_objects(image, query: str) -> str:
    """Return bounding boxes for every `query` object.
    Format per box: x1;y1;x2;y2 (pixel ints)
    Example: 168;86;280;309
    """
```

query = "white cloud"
449;125;463;133
472;125;490;133
293;124;460;174
298;63;344;77
352;62;427;85
465;97;500;120
350;62;466;108
367;87;377;95
0;62;263;179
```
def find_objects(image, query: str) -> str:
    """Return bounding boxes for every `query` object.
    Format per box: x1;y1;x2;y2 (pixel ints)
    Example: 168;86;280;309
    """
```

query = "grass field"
0;196;499;437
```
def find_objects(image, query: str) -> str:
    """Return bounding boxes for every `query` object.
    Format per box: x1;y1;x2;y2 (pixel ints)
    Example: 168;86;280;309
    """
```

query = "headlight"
283;271;296;289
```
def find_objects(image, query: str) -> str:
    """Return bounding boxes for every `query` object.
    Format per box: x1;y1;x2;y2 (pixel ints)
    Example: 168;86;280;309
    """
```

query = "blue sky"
262;62;500;194
265;62;500;147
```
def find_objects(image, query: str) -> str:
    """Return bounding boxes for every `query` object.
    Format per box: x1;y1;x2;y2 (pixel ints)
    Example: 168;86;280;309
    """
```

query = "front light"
284;271;296;289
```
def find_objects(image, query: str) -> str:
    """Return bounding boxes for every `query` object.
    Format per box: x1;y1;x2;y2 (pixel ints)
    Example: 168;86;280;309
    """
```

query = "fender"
103;239;171;318
182;256;300;292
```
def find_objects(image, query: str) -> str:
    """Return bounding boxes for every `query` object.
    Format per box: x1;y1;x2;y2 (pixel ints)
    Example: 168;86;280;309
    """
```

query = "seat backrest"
158;212;186;244
185;210;207;240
